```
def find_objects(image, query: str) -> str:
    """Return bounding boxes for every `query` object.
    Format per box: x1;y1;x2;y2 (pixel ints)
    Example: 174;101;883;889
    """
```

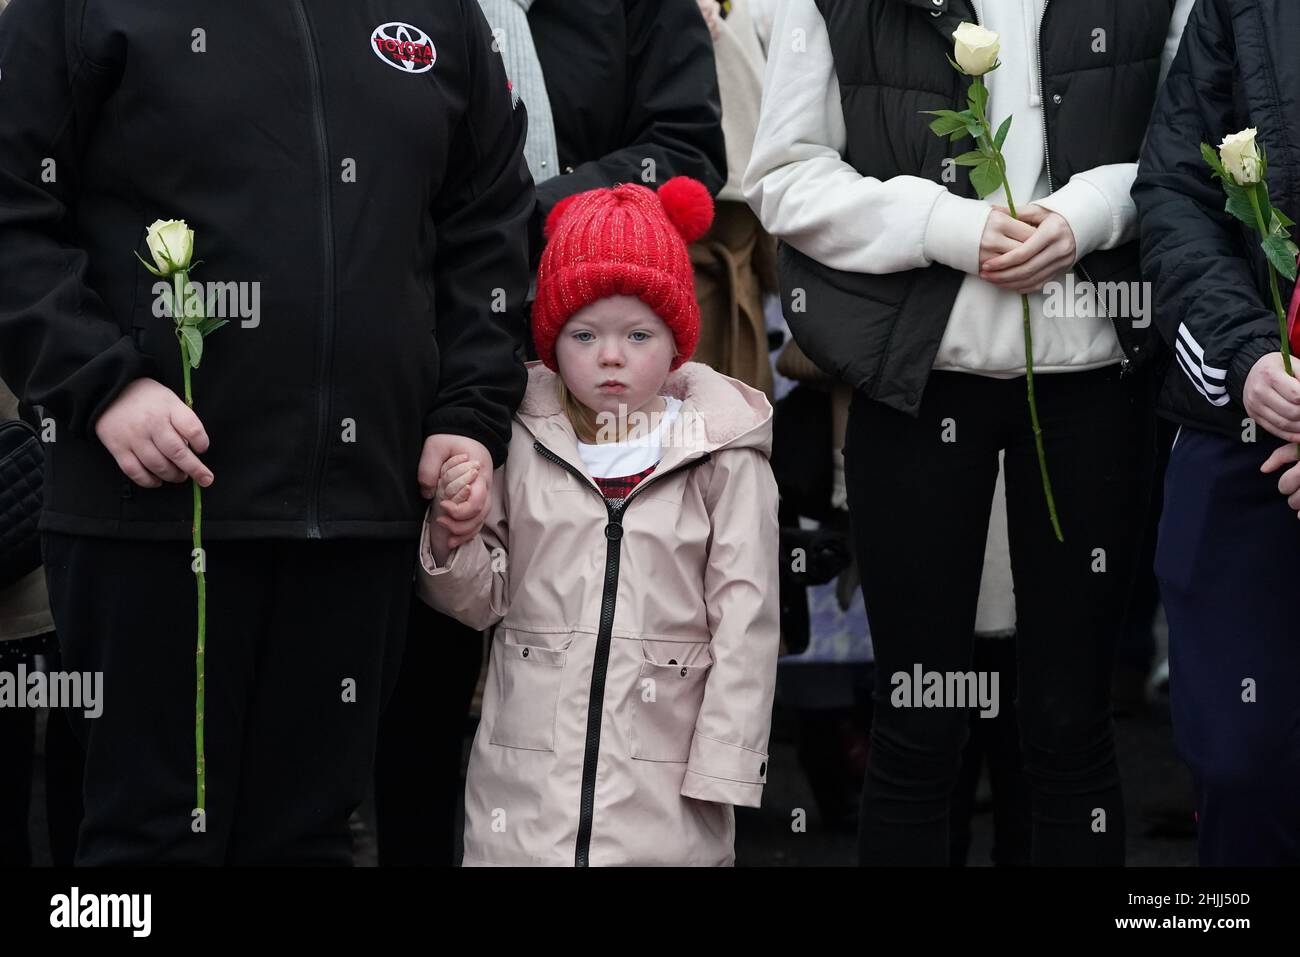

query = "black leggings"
845;365;1157;865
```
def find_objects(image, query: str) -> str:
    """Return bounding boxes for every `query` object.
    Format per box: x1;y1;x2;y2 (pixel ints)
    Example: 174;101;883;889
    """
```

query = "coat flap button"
605;522;623;541
521;647;529;658
680;667;688;677
759;761;767;777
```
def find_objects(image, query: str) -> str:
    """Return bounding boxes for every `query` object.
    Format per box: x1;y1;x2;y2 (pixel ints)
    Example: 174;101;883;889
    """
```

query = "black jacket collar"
886;0;975;42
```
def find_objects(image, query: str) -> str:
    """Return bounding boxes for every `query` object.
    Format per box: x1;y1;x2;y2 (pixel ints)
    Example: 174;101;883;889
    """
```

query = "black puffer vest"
780;0;1175;414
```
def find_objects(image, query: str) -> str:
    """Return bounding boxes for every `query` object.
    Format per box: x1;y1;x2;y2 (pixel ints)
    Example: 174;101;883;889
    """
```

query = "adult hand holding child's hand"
425;453;488;572
434;453;485;549
419;434;492;563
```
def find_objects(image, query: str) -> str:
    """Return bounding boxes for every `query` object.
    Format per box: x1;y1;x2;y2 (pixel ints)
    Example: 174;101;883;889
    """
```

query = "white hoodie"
743;0;1193;379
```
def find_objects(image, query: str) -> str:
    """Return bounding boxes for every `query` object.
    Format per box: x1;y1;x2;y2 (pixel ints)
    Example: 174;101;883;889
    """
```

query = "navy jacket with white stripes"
1133;0;1300;438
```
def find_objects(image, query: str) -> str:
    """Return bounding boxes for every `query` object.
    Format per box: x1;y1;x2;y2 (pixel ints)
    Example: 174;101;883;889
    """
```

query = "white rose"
1219;128;1262;185
146;219;194;275
953;22;1000;77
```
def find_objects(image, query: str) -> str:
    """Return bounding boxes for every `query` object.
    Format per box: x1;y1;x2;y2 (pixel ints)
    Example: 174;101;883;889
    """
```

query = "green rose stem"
971;77;1064;543
137;222;224;817
1201;138;1300;457
1247;188;1300;458
173;269;206;814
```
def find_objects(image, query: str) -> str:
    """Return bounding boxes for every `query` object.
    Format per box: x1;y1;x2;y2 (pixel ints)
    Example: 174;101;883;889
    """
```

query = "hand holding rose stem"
136;220;228;813
1201;129;1300;457
923;23;1063;542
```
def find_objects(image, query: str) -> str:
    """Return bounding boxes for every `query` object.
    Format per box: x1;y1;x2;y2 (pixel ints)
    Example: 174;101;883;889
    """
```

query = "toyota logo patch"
371;22;436;74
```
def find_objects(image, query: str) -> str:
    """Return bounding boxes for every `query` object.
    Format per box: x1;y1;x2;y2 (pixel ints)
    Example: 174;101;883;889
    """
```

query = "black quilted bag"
0;417;44;589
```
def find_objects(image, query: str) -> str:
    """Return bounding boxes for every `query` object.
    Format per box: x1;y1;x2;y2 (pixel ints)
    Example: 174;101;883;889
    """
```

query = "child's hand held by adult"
437;453;478;502
434;453;487;550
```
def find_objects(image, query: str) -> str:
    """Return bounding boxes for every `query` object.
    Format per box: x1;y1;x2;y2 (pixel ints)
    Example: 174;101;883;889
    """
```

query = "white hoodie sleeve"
742;0;992;277
1032;0;1197;261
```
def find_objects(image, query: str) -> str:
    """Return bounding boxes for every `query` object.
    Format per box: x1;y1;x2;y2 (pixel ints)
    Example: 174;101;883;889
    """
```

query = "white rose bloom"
953;22;1000;77
146;219;195;275
1219;129;1262;186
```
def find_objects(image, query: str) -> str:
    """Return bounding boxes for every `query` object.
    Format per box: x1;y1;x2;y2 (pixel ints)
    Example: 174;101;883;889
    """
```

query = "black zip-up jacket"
524;0;726;266
1132;0;1299;438
0;0;532;541
776;0;1175;417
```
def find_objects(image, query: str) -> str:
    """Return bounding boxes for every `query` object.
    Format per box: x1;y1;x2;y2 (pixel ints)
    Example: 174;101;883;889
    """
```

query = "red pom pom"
657;177;714;243
544;193;581;241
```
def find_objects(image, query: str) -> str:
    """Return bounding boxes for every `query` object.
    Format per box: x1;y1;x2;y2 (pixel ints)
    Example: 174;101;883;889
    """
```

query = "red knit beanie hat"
532;176;714;373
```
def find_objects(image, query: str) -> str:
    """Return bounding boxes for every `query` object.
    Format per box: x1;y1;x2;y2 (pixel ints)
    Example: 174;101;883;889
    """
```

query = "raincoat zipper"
531;440;712;867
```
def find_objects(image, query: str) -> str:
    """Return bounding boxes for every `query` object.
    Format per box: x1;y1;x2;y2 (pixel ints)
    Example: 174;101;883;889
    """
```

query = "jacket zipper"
1032;0;1133;378
531;440;712;867
292;0;338;538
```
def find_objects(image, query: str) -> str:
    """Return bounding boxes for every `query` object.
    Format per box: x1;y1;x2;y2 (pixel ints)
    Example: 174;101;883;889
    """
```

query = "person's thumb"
1018;204;1051;225
419;437;449;498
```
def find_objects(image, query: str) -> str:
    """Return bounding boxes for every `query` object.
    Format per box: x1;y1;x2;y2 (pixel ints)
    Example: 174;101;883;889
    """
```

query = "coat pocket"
488;634;570;752
629;643;714;763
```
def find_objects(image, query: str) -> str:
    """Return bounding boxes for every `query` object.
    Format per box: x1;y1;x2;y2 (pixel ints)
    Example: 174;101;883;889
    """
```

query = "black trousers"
845;365;1157;866
374;597;483;866
0;633;84;867
1157;426;1300;865
41;532;413;866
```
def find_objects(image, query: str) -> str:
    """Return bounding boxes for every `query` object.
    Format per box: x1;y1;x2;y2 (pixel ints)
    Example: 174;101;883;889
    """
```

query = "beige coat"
417;360;780;866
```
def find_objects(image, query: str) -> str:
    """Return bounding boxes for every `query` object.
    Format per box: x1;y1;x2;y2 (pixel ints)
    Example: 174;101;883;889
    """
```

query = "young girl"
417;177;780;867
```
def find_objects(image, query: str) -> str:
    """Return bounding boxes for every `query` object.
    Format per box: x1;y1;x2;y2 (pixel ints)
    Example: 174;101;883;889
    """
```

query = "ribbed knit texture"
532;179;713;372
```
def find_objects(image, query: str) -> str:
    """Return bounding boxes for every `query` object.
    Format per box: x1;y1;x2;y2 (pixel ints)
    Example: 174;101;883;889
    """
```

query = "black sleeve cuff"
422;407;510;470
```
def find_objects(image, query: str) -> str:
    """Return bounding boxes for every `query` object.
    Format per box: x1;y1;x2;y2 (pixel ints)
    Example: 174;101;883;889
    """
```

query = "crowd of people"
0;0;1295;868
